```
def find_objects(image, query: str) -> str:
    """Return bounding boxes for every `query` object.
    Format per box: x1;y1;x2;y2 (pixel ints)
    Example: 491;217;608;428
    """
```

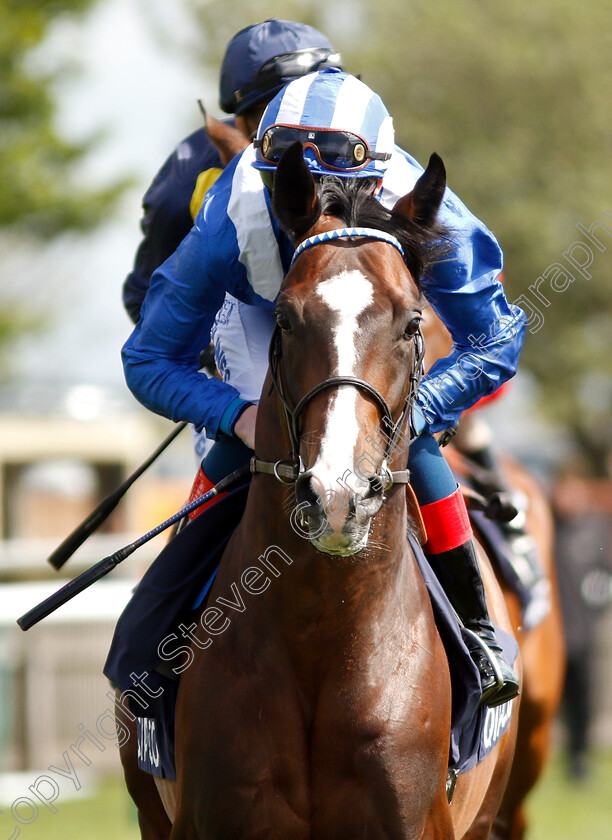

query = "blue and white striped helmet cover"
252;68;394;178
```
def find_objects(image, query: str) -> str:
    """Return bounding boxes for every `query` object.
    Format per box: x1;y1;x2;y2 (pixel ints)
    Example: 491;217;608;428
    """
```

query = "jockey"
121;69;524;708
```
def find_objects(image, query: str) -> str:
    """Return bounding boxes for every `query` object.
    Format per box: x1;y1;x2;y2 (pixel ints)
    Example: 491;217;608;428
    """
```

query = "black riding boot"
427;538;520;708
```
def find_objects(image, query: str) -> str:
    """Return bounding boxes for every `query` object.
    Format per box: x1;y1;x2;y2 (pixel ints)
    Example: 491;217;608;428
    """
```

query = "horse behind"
489;454;564;840
421;303;565;840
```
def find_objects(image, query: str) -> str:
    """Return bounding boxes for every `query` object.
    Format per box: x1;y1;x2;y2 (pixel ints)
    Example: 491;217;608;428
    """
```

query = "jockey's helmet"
220;20;342;116
252;69;395;180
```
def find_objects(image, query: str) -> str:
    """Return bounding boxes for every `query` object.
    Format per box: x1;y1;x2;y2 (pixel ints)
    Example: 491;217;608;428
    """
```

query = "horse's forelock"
315;176;451;287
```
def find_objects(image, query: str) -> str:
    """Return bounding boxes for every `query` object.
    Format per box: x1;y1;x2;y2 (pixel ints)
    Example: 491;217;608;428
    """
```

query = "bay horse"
134;145;522;839
490;453;565;840
421;310;565;840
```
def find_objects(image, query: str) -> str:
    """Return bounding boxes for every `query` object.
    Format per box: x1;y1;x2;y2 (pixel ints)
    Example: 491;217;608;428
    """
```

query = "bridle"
250;227;426;489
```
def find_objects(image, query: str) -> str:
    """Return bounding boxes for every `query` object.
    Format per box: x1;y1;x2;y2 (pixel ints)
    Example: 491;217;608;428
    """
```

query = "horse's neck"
238;471;423;638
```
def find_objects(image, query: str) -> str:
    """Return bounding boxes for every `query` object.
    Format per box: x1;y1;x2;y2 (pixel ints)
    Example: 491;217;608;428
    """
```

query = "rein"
252;227;425;489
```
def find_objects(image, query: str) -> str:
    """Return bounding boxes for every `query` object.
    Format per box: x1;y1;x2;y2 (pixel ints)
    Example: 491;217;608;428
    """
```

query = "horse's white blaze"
311;270;373;529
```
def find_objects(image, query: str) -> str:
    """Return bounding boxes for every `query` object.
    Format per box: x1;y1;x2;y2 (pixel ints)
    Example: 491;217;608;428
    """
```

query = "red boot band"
420;486;473;554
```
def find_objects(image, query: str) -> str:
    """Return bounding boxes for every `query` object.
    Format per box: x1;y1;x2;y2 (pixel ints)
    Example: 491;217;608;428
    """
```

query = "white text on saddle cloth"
482;700;514;751
137;718;160;771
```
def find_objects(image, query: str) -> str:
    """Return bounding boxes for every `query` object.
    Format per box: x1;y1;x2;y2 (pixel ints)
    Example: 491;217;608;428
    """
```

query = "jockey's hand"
234;404;258;450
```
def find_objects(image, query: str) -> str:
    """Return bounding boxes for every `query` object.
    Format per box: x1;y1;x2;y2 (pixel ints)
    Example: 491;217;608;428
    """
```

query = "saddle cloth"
105;482;517;780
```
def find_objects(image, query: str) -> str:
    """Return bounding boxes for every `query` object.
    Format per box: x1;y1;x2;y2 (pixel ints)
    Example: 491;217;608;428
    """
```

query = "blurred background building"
0;381;195;771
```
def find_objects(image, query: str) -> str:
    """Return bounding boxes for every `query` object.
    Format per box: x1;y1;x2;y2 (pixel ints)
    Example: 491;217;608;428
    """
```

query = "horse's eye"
276;311;291;333
403;316;422;339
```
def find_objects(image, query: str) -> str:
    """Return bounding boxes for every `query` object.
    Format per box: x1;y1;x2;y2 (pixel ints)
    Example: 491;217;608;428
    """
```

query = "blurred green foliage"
0;0;127;236
192;0;612;471
0;0;128;377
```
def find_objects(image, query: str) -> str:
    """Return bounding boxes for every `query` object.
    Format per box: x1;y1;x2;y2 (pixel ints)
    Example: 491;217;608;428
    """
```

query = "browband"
291;227;406;266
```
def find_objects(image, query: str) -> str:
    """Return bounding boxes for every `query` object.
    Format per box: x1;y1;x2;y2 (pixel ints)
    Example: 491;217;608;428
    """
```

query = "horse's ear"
272;141;321;240
204;111;250;166
393;152;446;229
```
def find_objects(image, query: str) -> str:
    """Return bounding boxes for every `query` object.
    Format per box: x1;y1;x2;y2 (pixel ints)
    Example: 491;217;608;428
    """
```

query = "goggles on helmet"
235;48;342;105
254;124;391;172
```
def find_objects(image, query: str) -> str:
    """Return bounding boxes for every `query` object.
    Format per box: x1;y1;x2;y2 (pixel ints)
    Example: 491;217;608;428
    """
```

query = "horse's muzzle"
294;471;384;555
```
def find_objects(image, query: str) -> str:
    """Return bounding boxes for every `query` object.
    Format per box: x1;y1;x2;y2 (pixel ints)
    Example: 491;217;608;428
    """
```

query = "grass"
4;750;611;839
526;749;612;840
3;775;140;840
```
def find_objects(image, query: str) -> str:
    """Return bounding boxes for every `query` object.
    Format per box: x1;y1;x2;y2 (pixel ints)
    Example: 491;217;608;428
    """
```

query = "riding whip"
18;461;251;631
47;421;188;571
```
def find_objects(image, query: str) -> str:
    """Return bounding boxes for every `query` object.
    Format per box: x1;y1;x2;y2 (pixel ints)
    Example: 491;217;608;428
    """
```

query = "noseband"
251;228;425;488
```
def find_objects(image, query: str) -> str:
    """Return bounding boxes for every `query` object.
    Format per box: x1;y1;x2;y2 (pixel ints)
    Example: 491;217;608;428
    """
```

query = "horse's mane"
316;176;452;289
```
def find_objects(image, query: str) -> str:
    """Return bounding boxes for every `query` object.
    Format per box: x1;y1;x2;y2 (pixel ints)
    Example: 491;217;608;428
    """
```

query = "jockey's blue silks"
123;74;524;441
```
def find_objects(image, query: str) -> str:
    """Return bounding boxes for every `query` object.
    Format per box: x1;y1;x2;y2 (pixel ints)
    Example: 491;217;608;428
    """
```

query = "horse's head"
267;143;449;556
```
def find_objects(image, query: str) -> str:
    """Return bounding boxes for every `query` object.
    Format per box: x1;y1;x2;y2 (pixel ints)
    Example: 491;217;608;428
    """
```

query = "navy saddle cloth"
410;533;518;775
105;481;517;781
104;479;251;699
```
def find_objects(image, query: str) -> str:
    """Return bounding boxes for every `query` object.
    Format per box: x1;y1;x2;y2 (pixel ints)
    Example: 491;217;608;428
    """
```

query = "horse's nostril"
370;474;384;495
360;473;384;500
347;492;357;516
295;474;321;509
